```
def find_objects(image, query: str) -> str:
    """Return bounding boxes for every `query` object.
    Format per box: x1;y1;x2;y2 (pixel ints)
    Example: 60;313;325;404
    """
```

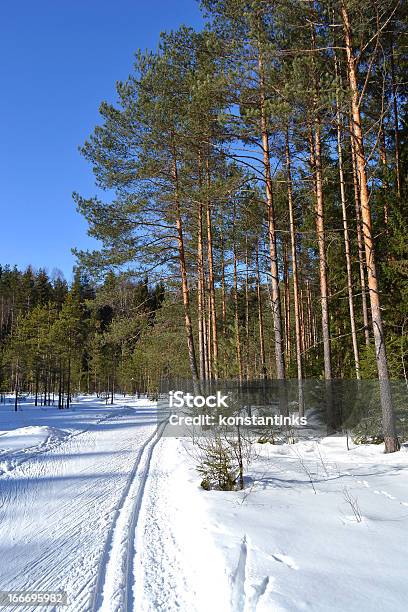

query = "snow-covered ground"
0;396;407;611
0;395;163;612
138;436;408;612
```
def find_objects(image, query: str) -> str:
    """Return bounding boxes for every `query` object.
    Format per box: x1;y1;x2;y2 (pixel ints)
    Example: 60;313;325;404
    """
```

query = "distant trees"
0;266;165;401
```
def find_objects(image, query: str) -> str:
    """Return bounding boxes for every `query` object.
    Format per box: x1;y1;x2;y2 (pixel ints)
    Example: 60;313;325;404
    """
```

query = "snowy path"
92;420;167;612
0;398;163;612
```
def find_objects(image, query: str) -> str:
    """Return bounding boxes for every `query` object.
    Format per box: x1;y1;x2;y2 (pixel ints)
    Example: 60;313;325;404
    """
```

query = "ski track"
0;401;162;612
91;420;167;612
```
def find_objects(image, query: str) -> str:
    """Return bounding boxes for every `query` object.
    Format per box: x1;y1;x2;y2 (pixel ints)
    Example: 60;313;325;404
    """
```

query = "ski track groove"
0;403;165;612
90;419;167;612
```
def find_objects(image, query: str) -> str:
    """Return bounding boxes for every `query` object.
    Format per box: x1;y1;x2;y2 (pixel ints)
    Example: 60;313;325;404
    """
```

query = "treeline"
74;0;407;451
0;265;165;405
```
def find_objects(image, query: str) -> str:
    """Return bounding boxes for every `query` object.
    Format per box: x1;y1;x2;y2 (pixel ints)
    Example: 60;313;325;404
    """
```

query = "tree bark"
206;291;213;379
205;158;219;379
14;363;18;412
283;238;291;362
310;122;332;380
232;221;243;382
379;120;389;228
35;368;39;407
285;127;304;412
258;49;285;379
245;240;250;379
335;71;361;379
342;5;399;452
349;119;371;346
390;43;401;196
197;154;206;380
172;151;199;384
220;213;227;339
256;242;267;379
66;356;71;409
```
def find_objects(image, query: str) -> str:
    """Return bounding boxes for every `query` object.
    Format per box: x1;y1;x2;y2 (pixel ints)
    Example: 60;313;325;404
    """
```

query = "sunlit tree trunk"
206;159;219;379
258;49;285;379
172;150;199;384
335;70;360;379
256;242;267;379
197;155;206;380
285;127;304;412
245;240;250;379
283;238;291;363
342;4;399;452
349;119;370;346
233;240;243;383
309;122;332;380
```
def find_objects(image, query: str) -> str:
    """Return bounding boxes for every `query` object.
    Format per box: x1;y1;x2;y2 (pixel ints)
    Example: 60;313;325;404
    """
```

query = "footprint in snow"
231;537;273;612
271;553;299;570
357;480;370;488
373;489;396;500
380;490;395;499
248;576;270;611
231;536;248;612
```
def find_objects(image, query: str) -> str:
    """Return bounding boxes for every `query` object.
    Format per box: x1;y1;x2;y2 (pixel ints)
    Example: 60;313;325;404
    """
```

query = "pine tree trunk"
172;151;199;384
203;274;210;381
379;121;389;228
310;122;332;380
335;75;360;379
283;238;291;363
220;222;227;339
206;159;219;379
35;369;39;407
390;43;401;196
206;291;213;379
197;156;206;380
349;120;371;346
285;128;304;412
309;20;332;382
58;360;62;409
233;227;243;382
306;280;314;354
14;363;18;412
342;5;399;452
66;357;71;409
43;361;48;407
256;242;267;379
245;241;250;379
258;49;285;380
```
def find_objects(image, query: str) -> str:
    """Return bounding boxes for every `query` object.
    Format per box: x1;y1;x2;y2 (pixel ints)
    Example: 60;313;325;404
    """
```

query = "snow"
0;426;69;474
0;395;407;611
0;395;160;612
137;435;408;612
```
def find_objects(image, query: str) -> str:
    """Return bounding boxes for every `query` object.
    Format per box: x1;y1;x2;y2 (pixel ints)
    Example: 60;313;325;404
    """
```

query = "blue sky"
0;0;202;281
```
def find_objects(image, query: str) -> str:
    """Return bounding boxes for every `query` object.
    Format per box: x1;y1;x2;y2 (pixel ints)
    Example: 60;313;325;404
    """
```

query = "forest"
1;0;407;452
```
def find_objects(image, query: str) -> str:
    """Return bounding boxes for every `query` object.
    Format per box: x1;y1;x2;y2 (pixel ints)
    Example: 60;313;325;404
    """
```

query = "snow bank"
0;425;68;452
0;426;69;474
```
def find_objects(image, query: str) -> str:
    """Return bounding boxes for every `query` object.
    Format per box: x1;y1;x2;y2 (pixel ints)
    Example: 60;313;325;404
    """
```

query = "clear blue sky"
0;0;202;281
